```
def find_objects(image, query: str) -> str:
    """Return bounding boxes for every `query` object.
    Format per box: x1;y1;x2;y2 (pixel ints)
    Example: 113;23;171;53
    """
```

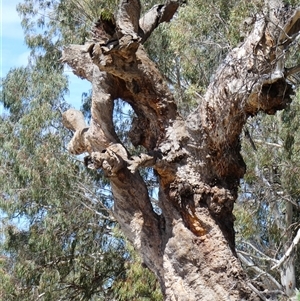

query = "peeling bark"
62;1;300;300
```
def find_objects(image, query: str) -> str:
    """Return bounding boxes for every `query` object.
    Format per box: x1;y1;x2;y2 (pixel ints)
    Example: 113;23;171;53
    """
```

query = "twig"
285;64;300;77
241;241;277;263
37;292;46;299
238;252;283;290
244;127;257;151
80;199;115;221
247;282;267;301
237;250;275;263
253;139;282;148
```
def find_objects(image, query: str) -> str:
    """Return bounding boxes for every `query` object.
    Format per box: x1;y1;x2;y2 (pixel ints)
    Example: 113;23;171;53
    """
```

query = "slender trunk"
280;201;296;296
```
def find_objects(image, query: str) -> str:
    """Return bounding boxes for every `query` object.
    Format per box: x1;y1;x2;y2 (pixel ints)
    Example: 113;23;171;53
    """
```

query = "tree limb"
62;109;90;154
61;44;94;81
285;64;300;77
116;0;141;40
237;248;276;263
139;1;182;43
278;8;300;46
271;228;300;270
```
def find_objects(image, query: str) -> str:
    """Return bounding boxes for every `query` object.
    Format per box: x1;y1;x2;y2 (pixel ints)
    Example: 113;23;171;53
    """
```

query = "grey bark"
61;1;300;300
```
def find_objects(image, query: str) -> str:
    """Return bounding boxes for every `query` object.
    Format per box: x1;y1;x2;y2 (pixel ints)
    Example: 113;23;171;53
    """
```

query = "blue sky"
0;0;91;114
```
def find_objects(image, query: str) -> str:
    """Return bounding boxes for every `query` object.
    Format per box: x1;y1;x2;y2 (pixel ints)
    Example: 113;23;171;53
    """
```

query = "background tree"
0;60;162;301
235;94;300;299
0;0;162;300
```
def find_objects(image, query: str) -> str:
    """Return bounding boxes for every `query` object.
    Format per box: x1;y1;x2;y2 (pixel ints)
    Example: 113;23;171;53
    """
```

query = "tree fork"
62;1;299;300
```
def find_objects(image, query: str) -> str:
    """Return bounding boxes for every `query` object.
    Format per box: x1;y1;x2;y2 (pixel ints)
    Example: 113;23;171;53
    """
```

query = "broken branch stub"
139;1;181;43
62;109;86;132
116;0;141;39
91;144;127;176
62;109;91;155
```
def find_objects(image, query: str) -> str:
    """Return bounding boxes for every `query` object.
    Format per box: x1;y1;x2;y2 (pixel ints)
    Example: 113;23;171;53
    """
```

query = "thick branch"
61;44;94;81
116;0;141;39
278;8;300;46
186;12;294;181
87;66;120;151
109;171;163;274
139;1;182;43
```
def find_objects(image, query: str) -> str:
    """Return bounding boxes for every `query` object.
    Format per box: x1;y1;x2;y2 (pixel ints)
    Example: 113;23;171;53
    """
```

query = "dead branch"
272;228;300;270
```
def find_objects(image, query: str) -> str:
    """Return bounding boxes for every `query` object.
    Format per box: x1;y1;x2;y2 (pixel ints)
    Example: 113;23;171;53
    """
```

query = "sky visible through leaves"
0;0;91;114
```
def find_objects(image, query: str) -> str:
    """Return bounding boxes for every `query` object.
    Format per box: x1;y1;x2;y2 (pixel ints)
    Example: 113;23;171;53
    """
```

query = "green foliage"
1;0;161;300
0;58;125;300
3;0;300;299
228;0;262;45
283;0;300;6
235;90;300;289
17;0;117;48
112;237;163;301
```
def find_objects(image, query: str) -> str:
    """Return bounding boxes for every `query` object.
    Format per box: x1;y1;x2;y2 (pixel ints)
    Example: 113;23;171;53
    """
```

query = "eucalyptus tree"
60;0;300;300
2;0;300;300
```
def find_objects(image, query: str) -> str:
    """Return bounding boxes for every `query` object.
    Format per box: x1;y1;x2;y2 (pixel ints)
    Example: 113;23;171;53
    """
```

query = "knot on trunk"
205;186;235;216
168;181;208;237
91;144;127;176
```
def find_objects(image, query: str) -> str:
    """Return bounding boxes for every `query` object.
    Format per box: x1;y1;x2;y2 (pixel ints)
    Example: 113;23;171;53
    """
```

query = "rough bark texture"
62;1;300;300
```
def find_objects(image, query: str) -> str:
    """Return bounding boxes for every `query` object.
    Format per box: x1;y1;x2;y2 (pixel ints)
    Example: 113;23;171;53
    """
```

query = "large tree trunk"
61;1;300;300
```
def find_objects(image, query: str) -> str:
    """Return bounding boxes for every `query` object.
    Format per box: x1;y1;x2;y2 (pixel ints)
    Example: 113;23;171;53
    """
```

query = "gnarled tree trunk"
61;1;300;300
